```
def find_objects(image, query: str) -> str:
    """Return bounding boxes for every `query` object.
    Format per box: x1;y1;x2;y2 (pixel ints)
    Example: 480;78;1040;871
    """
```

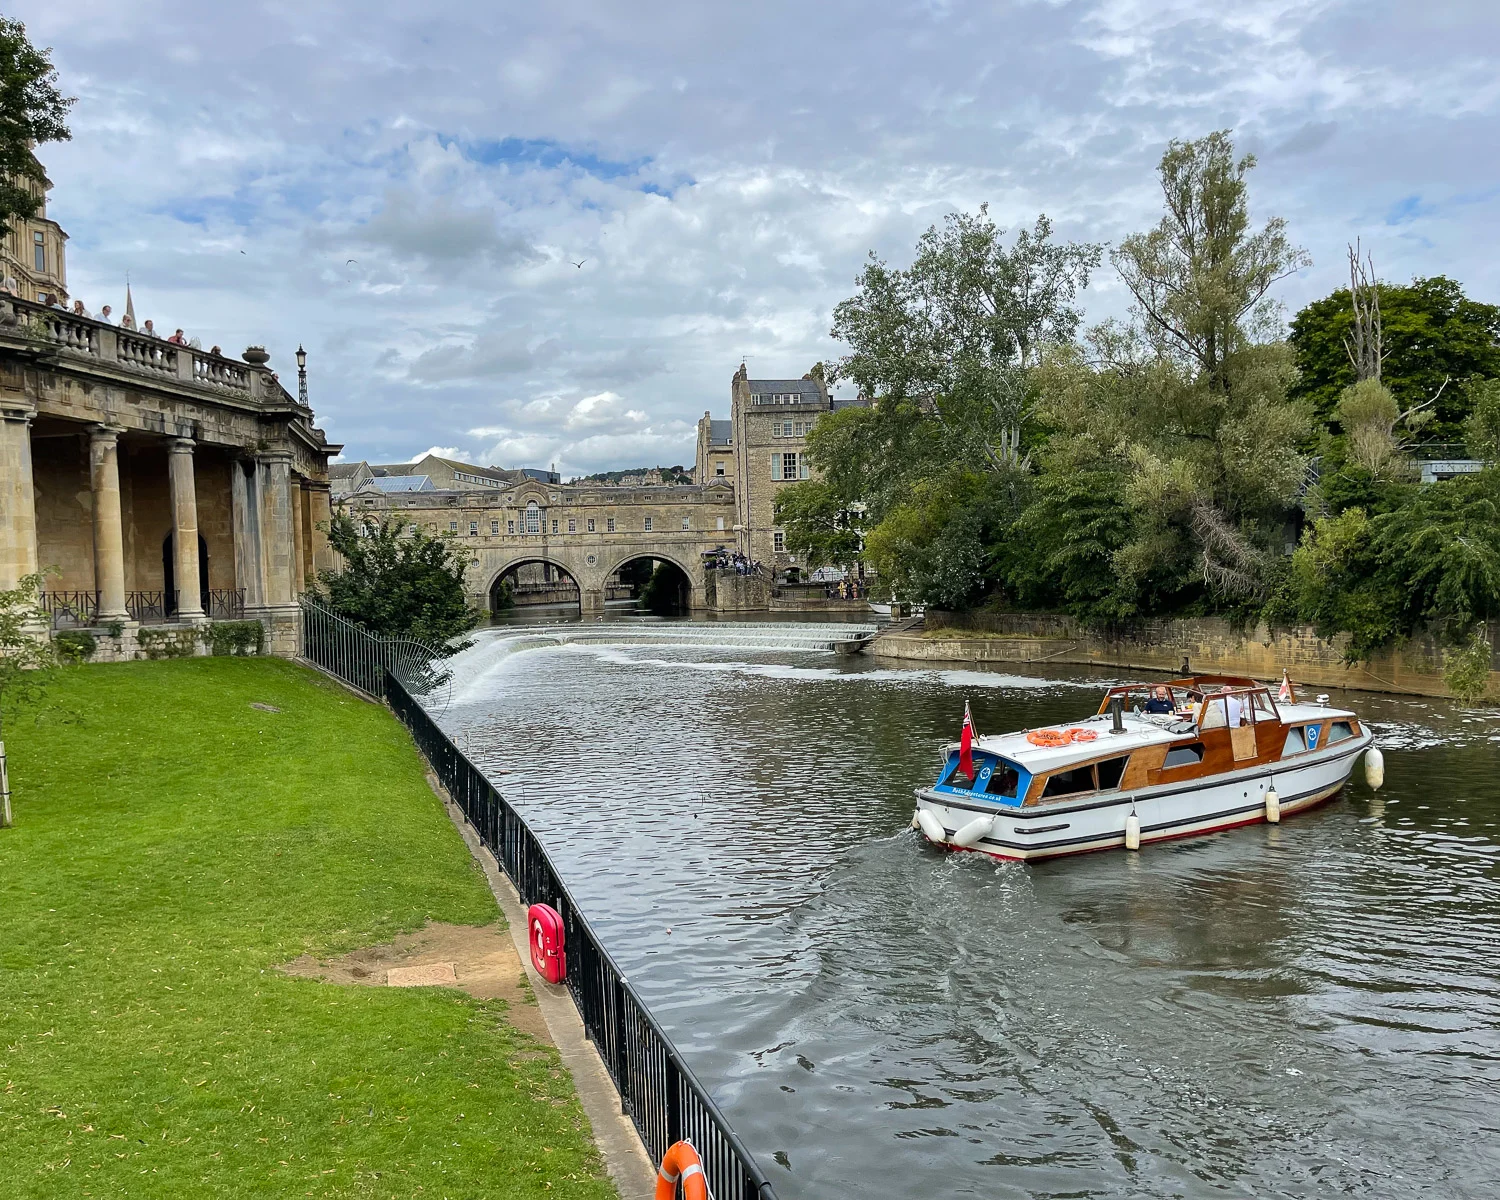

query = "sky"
20;0;1500;476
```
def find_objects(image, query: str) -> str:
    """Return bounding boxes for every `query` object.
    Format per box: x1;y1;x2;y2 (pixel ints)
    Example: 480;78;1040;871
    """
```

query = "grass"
0;657;616;1200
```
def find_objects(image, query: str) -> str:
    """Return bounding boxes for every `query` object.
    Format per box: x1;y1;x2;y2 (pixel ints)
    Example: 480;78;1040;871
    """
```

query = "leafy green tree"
774;479;865;571
1464;378;1500;462
1289;276;1500;441
0;18;74;238
0;571;58;827
315;515;478;646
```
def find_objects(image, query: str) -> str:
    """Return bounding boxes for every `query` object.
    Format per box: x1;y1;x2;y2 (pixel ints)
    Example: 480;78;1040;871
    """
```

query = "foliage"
491;575;515;611
207;619;265;657
0;656;614;1196
316;514;479;646
0;570;57;737
1464;378;1500;462
1336;379;1421;480
53;629;96;663
1284;470;1500;656
1443;628;1495;705
638;563;688;616
0;17;74;239
136;627;198;659
774;479;865;570
1289;276;1500;441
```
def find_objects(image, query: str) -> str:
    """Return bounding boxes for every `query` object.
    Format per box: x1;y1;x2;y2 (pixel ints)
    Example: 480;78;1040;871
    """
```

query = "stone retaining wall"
874;611;1500;699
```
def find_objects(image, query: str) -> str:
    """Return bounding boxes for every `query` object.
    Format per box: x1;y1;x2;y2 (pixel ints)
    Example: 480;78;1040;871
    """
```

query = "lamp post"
296;344;308;407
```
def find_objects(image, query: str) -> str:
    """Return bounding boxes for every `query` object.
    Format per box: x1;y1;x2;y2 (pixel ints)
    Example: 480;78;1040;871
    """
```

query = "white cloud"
22;0;1500;477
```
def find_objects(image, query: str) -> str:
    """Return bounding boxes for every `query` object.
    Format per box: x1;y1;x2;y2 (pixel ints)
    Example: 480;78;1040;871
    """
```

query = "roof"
367;475;434;492
832;396;873;411
708;419;732;446
328;461;369;479
749;378;824;396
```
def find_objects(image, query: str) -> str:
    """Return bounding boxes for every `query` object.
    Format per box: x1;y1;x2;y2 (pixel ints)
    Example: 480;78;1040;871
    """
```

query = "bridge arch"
486;555;582;616
602;549;699;616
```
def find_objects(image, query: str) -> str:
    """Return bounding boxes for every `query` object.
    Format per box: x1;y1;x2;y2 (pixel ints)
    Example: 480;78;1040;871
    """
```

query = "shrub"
207;620;264;657
1444;628;1495;705
53;629;97;663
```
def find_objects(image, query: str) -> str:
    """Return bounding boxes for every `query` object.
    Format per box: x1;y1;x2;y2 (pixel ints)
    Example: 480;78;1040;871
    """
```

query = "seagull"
571;259;588;269
346;258;358;264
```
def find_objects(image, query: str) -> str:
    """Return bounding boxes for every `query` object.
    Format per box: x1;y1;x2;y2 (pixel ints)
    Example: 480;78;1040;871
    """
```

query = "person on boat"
1144;685;1174;714
1226;691;1245;727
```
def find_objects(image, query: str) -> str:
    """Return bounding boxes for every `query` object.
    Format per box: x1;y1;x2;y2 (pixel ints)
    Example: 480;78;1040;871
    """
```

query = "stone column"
168;438;205;619
0;402;39;593
258;451;296;607
231;458;265;609
88;425;130;620
305;479;335;577
288;475;306;595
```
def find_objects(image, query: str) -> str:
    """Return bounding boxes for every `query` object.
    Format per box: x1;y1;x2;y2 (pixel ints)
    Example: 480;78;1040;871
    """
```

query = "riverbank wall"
872;611;1500;700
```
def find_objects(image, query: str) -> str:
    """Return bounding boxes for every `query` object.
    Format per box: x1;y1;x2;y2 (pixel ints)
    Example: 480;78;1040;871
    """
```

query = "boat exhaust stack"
1109;695;1126;734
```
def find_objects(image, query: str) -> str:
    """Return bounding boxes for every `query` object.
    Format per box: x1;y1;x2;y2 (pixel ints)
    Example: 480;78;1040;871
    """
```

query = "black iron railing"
126;590;174;623
206;588;246;619
297;598;778;1198
39;590;99;628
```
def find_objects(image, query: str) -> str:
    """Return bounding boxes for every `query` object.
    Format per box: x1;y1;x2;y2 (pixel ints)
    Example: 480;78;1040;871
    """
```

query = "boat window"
1162;742;1205;768
1096;756;1129;790
1041;764;1096;799
1326;720;1354;744
1282;726;1306;755
984;761;1022;799
942;758;977;789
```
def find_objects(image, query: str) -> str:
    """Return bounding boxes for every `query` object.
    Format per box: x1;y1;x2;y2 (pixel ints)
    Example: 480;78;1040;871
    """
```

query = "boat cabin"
933;675;1364;809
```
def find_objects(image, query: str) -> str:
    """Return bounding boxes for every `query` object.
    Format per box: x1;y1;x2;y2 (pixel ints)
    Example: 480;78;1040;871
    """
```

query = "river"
436;621;1500;1199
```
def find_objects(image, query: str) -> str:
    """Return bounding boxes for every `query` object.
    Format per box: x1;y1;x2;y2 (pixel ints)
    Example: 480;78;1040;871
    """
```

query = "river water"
437;622;1500;1199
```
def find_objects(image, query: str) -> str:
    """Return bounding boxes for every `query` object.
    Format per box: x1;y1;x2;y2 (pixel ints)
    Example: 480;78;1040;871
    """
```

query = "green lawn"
0;656;615;1200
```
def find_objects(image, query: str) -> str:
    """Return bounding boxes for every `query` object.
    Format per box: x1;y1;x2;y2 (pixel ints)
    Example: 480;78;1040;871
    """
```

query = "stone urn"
242;345;270;365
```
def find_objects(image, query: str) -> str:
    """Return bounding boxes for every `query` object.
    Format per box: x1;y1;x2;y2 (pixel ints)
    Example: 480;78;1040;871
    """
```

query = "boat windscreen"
939;754;1026;800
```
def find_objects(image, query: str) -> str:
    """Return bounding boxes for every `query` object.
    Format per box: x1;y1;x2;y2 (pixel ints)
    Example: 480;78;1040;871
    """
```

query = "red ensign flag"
960;701;975;778
1278;670;1293;703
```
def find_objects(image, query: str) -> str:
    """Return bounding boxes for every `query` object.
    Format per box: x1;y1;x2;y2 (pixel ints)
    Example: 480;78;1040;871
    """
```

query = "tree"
0;18;74;238
773;480;865;571
0;571;58;827
1463;378;1500;462
315;515;478;646
1289;276;1500;441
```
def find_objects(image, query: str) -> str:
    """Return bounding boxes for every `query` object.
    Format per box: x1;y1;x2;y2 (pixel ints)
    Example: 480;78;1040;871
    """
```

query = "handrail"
296;597;778;1198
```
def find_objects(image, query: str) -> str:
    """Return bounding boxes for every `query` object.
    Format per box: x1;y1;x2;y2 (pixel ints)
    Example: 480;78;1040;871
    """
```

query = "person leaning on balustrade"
167;328;187;345
98;304;113;324
72;299;92;319
142;318;158;337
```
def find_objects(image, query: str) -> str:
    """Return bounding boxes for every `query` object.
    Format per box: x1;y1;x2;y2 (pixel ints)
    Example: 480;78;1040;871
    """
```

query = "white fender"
1364;745;1385;791
1124;812;1141;851
1265;788;1281;824
915;807;947;844
951;814;995;848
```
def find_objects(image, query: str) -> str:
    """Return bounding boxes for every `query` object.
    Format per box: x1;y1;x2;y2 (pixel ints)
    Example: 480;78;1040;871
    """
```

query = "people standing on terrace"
98;304;112;323
72;299;91;319
120;310;135;330
167;328;186;345
142;318;158;337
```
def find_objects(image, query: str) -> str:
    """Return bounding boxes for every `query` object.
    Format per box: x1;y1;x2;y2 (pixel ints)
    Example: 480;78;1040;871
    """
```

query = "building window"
771;422;780;438
587;518;596;532
507;520;515;534
782;421;794;437
717;517;725;531
33;231;44;272
715;463;725;476
525;501;540;534
774;531;786;553
681;516;690;530
407;523;418;535
782;452;798;480
491;520;500;534
551;519;559;534
449;520;459;533
567;517;577;533
607;517;616;532
644;517;654;532
468;521;478;536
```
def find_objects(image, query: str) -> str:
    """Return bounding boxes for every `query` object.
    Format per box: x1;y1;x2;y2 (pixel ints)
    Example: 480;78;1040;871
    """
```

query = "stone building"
0;167;68;304
695;365;869;571
0;196;337;659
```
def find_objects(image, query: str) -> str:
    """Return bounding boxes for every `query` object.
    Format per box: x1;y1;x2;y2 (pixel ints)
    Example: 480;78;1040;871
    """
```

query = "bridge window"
507;519;515;534
644;517;654;532
491;520;499;534
682;516;690;530
449;520;458;533
568;518;576;533
717;517;725;531
525;502;540;534
551;519;559;534
468;521;478;536
587;518;596;532
607;517;616;532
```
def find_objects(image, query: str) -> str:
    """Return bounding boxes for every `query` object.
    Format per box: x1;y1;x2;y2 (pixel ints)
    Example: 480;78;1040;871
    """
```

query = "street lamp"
295;344;308;407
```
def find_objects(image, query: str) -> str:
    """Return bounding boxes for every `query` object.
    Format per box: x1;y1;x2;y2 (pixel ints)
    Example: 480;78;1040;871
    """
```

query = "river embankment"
872;609;1500;699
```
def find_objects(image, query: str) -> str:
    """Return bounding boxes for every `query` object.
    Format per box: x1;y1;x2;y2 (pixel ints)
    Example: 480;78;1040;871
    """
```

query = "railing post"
666;1055;682;1148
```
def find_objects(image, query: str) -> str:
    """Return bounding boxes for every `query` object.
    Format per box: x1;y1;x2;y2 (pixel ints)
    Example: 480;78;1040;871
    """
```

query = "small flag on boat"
960;701;976;779
1278;670;1294;703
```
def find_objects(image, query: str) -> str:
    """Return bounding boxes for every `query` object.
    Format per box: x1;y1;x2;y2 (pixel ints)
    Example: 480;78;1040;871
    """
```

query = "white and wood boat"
913;675;1382;862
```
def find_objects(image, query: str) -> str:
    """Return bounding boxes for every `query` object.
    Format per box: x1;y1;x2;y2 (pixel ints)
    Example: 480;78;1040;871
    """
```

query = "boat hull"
914;733;1373;862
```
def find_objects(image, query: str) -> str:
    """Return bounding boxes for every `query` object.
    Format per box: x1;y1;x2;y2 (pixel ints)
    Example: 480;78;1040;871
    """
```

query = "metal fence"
296;599;779;1199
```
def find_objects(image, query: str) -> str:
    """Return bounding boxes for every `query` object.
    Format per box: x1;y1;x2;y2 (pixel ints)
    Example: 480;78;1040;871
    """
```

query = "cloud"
411;445;462;462
26;0;1500;476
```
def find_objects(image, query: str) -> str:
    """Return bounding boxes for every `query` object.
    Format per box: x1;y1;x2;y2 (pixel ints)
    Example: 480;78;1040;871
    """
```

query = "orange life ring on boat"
656;1140;708;1200
1067;728;1099;742
1026;728;1070;747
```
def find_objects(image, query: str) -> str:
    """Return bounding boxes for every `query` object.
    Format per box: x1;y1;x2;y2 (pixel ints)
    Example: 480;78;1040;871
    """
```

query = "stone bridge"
340;475;738;613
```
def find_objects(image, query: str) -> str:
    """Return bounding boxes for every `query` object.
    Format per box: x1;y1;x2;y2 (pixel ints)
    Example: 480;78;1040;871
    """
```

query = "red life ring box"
527;903;567;984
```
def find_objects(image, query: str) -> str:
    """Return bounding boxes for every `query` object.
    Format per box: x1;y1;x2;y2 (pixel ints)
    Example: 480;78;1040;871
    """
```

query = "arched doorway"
606;556;692;616
162;533;209;617
490;560;581;617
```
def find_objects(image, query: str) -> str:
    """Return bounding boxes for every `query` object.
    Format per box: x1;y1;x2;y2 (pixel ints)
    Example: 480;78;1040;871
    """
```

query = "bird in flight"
346;258;358;264
571;259;588;269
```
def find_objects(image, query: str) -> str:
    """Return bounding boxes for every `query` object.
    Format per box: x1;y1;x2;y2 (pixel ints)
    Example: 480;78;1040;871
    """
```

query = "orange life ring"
1026;729;1070;747
1067;728;1099;742
656;1140;708;1200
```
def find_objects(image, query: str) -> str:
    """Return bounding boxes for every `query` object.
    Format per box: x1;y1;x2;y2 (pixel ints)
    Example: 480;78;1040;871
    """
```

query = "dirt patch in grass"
279;921;547;1040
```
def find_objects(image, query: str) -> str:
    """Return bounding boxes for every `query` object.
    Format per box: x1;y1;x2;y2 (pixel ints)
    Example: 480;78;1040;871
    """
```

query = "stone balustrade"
3;295;266;402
